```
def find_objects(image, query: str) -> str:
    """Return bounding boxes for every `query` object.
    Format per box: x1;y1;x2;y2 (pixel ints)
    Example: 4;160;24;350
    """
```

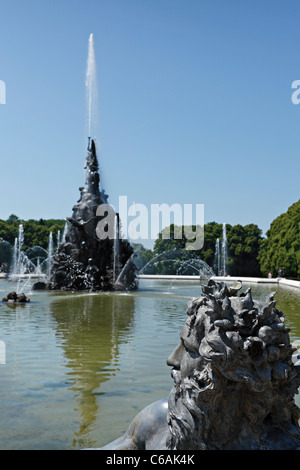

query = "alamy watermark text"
0;80;6;104
95;196;204;250
0;340;5;364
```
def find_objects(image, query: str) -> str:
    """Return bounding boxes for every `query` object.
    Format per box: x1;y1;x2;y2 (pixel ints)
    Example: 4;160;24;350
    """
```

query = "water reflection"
275;286;300;341
0;279;299;449
49;293;135;448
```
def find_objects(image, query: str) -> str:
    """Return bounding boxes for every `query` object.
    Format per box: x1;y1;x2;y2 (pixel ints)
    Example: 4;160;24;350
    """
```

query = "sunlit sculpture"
49;139;137;291
100;280;300;450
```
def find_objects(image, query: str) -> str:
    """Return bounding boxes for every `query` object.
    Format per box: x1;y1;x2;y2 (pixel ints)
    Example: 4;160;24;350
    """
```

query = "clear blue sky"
0;0;299;248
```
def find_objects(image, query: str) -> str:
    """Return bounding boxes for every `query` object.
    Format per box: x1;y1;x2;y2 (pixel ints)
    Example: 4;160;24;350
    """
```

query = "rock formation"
2;292;30;304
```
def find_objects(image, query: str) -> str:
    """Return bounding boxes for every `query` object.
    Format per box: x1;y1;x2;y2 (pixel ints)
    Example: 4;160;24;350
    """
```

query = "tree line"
135;199;300;279
0;215;66;270
143;222;263;277
0;199;299;278
258;199;300;279
0;214;66;250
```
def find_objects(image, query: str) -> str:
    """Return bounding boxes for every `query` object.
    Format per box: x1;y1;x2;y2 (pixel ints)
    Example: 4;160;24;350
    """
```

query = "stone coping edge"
138;274;300;289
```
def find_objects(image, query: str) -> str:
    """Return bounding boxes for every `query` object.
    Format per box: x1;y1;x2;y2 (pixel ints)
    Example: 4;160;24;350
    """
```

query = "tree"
0;220;19;245
201;222;223;267
258;200;300;278
131;243;154;271
0;217;66;251
0;238;12;270
152;222;263;276
153;225;186;255
227;224;263;276
6;214;21;225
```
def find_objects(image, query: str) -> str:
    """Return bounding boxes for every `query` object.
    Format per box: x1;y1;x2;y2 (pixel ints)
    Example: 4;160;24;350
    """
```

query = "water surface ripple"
0;279;299;449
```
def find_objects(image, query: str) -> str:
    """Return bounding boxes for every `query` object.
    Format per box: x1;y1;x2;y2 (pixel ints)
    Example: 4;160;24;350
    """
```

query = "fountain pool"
0;277;299;449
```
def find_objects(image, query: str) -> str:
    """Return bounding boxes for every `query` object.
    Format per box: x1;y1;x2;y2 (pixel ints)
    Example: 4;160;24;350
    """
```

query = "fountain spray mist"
86;33;98;138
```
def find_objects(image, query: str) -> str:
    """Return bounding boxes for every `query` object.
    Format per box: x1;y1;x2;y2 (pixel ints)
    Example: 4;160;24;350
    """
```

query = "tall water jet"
47;232;53;281
17;224;24;276
11;224;25;283
214;238;220;276
86;33;98;139
36;257;42;276
221;223;228;275
57;230;61;248
113;213;120;284
61;221;68;244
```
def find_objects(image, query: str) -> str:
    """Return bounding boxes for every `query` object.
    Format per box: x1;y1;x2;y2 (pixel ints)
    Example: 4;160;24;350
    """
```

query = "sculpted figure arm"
100;398;169;450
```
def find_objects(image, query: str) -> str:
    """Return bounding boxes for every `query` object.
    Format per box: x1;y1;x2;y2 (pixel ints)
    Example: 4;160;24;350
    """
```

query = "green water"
0;278;299;449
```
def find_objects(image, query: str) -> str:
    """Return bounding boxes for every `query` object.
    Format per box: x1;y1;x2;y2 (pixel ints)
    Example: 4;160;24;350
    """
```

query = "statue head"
167;280;300;450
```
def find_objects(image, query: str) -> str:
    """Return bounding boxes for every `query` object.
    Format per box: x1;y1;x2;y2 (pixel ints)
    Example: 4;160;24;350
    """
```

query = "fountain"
37;34;137;292
0;225;61;296
2;225;51;301
138;247;215;279
8;225;54;282
9;224;38;294
48;139;137;291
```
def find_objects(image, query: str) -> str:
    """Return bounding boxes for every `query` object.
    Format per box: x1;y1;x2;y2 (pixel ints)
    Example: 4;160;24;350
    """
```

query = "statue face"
166;306;213;450
167;315;204;385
